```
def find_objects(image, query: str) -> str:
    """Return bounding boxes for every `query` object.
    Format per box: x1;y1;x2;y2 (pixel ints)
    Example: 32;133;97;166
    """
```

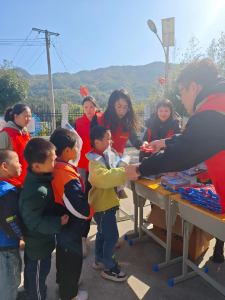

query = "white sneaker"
92;262;104;270
74;291;89;300
82;237;88;258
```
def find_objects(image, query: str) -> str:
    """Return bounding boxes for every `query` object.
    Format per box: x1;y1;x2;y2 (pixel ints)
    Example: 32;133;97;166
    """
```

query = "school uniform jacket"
51;161;94;245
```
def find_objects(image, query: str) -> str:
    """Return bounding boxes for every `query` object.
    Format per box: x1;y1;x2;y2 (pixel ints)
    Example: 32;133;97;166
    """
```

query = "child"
19;138;69;300
86;125;128;282
50;128;94;300
0;150;23;300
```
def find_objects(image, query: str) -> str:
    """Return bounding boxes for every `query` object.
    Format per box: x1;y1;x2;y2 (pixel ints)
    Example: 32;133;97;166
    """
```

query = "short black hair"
89;126;110;147
176;58;219;88
23;138;56;167
0;150;16;165
50;128;78;156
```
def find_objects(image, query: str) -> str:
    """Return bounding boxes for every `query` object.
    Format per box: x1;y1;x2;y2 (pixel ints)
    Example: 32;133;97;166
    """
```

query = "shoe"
56;279;83;294
82;237;88;258
73;291;89;300
16;290;32;300
101;263;128;282
20;240;25;251
212;239;224;263
93;262;104;270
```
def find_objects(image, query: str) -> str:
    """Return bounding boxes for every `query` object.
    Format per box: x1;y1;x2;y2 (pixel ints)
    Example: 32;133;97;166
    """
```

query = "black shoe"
16;290;32;300
212;239;224;263
101;263;128;282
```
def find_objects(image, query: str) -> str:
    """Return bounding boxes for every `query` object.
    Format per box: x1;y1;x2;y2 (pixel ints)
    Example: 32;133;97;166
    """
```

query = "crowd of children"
0;123;130;300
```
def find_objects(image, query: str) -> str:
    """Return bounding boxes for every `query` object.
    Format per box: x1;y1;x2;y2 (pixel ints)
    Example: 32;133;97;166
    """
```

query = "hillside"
15;61;166;110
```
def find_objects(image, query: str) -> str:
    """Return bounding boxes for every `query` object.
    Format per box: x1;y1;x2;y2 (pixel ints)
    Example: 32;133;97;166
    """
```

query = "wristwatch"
135;166;141;175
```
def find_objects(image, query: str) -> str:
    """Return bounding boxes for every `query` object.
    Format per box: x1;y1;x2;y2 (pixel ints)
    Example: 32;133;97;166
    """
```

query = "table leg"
156;198;182;271
124;181;140;240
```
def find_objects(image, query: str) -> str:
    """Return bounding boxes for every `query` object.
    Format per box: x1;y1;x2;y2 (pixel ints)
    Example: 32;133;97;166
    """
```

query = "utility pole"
32;28;59;132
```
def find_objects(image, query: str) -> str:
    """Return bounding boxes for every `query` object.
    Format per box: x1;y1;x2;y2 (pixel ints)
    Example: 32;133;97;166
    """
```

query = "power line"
23;45;43;69
15;33;40;66
27;48;46;72
12;31;32;62
52;46;86;70
52;43;67;71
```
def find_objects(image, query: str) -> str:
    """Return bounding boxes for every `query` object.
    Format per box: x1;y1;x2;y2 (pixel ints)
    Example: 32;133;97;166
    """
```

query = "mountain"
15;61;166;110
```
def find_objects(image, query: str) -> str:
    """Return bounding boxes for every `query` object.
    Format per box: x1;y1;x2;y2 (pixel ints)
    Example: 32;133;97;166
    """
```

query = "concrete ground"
19;148;225;300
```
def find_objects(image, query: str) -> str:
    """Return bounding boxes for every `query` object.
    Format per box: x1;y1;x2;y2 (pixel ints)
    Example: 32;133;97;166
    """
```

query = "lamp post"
147;18;175;95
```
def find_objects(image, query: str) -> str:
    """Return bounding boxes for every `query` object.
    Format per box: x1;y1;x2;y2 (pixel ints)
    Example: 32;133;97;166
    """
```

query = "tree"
207;32;225;76
0;60;29;114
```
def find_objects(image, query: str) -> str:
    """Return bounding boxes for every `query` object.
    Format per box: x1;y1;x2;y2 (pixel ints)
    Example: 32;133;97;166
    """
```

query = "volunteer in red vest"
73;96;98;189
125;58;225;263
90;88;144;153
0;104;31;190
139;99;181;162
73;95;98;258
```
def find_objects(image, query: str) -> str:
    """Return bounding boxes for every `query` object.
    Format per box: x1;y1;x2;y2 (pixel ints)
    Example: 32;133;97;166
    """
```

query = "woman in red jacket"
0;104;31;189
139;99;181;161
90;88;143;153
73;96;99;257
73;96;99;189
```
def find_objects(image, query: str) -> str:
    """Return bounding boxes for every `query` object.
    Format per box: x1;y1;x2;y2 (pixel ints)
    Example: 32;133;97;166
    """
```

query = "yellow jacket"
86;151;127;212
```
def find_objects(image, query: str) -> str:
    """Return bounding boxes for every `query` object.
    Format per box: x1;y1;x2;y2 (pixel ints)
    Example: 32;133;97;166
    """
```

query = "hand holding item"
61;214;69;225
140;141;148;150
125;164;140;181
147;139;166;153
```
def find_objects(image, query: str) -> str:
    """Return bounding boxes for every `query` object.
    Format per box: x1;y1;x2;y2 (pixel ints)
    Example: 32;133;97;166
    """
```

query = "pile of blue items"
181;163;207;176
179;184;224;214
160;175;190;192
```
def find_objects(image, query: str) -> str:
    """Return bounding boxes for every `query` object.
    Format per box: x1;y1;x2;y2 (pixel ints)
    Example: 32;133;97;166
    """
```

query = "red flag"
80;85;89;97
158;78;166;85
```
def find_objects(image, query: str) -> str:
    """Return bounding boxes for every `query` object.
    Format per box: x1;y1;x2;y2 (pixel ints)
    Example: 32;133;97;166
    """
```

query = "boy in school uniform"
86;125;128;282
19;138;69;300
50;128;94;300
0;150;24;300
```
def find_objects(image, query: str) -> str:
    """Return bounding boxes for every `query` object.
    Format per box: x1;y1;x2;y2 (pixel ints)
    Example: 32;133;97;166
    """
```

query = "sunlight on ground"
127;275;150;299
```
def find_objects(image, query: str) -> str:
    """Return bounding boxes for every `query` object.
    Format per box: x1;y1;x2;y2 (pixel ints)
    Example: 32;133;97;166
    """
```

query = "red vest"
76;114;92;170
147;129;174;143
195;93;225;210
96;112;130;154
0;128;31;189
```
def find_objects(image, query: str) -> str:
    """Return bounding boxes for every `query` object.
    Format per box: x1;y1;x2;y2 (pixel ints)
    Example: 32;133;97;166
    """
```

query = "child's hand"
61;214;69;225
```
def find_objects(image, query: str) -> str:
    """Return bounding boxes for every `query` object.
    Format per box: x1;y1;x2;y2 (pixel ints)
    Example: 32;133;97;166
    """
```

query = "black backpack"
0;188;25;239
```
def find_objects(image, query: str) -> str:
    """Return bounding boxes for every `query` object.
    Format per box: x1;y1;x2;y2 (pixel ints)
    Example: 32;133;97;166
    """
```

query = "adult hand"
146;139;166;153
125;164;140;181
61;214;69;225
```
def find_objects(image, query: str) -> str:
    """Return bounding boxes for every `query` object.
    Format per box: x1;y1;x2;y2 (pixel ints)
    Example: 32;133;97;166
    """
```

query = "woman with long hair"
140;99;181;161
0;104;31;189
90;88;144;153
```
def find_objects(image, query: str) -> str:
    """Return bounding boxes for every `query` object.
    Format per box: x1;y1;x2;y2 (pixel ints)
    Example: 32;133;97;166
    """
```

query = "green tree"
0;60;29;114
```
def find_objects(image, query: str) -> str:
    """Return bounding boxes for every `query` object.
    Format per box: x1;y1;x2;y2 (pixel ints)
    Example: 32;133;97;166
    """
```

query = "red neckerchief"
92;148;105;158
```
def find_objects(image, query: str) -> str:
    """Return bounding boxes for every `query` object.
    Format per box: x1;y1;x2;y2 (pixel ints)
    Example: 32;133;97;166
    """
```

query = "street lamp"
147;18;175;94
147;20;166;61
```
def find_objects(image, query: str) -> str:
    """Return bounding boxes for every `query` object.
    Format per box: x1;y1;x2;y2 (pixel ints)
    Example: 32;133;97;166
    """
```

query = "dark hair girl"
140;99;181;161
91;88;144;154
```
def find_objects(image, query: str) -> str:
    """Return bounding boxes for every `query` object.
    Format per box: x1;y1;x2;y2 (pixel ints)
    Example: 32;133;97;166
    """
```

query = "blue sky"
1;0;225;75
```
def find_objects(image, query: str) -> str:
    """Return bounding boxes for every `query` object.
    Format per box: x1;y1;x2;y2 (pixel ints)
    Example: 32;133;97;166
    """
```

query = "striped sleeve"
63;179;94;220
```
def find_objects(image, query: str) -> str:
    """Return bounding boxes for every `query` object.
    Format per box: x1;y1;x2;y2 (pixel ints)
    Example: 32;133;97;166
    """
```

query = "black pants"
56;239;83;300
83;171;92;238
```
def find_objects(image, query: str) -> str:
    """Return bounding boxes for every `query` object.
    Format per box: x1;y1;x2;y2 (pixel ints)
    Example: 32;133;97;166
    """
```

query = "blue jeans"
25;254;51;300
0;248;22;300
94;210;119;270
